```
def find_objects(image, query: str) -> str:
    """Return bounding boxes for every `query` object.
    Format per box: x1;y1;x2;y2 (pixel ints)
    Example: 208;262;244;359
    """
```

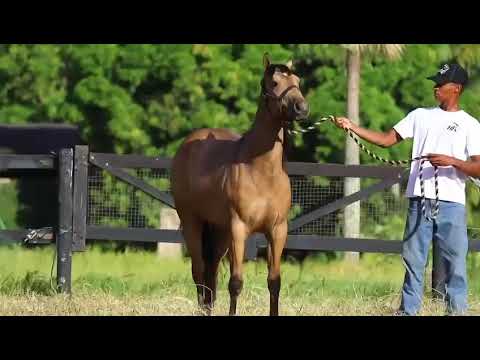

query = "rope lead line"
287;115;439;221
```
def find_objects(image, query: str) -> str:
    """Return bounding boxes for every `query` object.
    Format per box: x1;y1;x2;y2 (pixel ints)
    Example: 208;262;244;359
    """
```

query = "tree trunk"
343;49;361;263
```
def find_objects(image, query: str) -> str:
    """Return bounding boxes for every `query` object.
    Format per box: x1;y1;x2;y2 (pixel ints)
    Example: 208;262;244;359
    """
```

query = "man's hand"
332;116;402;148
427;154;480;178
426;154;458;167
333;116;354;131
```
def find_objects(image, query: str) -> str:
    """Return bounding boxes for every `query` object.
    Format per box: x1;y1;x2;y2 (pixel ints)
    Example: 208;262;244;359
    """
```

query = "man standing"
334;63;480;315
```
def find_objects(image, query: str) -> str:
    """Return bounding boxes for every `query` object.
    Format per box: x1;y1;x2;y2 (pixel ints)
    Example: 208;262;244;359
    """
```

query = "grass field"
1;245;480;316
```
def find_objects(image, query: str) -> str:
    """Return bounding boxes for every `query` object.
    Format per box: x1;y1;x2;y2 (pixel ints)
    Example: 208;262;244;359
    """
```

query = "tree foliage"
2;44;480;230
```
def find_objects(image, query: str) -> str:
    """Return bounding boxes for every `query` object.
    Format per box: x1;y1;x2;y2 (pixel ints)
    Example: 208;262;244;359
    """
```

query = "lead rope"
287;115;440;221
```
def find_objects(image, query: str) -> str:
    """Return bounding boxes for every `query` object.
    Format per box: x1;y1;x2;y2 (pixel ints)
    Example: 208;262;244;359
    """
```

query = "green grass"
0;181;20;229
1;244;480;315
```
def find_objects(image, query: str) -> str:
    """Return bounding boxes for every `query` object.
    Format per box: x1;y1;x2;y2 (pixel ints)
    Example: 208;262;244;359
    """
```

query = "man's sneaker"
393;310;410;316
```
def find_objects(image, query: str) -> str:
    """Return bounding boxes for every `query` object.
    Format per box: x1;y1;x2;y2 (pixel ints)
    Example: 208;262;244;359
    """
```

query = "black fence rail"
0;152;57;247
2;146;480;295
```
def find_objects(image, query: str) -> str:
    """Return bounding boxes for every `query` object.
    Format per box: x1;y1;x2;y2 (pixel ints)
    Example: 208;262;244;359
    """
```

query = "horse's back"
173;128;241;168
183;128;241;143
171;128;242;222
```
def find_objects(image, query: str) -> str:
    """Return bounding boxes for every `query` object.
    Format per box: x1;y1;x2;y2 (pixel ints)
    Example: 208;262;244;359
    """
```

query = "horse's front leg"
266;220;288;316
227;219;248;316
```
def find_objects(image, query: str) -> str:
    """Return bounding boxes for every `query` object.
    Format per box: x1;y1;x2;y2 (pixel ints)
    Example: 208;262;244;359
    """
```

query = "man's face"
433;82;462;103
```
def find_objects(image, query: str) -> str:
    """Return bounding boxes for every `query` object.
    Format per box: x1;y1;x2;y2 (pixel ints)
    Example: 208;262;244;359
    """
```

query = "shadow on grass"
74;274;129;296
0;271;56;296
284;278;399;299
0;270;195;297
74;273;194;297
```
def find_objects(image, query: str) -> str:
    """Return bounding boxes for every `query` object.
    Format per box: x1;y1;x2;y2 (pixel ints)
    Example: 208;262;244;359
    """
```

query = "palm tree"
450;44;480;70
341;44;405;263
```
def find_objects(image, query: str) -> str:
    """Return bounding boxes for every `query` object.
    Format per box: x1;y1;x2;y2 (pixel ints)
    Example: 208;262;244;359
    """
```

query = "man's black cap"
427;63;469;86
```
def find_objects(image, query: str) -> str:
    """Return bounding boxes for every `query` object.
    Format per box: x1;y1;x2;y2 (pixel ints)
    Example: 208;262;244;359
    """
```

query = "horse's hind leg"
203;231;228;314
266;220;288;316
180;214;207;311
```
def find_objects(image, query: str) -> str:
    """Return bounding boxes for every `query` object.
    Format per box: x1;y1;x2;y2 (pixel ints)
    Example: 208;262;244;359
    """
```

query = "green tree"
2;44;480;254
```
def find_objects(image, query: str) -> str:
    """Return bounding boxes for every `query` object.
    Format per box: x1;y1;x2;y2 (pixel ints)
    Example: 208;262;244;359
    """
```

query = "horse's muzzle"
291;101;310;121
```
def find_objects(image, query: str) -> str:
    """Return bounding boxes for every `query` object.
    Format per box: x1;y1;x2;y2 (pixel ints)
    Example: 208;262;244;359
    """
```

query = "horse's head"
261;53;309;123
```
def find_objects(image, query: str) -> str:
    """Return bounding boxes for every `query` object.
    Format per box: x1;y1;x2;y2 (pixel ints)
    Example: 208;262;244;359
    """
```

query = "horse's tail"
201;222;215;265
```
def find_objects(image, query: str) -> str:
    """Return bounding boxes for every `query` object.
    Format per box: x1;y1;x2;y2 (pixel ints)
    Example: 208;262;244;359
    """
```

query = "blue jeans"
399;197;469;315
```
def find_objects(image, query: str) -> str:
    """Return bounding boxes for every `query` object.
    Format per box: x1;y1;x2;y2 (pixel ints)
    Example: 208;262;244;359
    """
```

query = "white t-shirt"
393;107;480;205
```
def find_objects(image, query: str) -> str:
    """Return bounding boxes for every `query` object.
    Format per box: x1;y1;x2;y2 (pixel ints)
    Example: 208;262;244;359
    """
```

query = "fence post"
157;207;182;258
72;145;89;252
57;148;74;293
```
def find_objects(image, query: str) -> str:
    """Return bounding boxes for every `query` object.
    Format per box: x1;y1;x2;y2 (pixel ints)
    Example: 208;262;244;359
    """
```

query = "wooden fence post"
57;148;74;293
72;145;88;252
157;207;182;258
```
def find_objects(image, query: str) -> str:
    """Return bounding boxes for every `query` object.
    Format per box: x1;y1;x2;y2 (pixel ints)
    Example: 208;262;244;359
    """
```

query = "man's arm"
334;117;403;148
427;154;480;178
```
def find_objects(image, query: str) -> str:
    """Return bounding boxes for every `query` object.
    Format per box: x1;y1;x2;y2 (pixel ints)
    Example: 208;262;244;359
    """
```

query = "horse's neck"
240;102;286;173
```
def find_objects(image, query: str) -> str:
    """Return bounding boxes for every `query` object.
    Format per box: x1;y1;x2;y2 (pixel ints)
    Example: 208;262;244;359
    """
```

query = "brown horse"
171;54;309;316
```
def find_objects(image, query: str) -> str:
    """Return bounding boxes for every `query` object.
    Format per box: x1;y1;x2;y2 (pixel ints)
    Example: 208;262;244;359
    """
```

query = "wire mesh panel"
87;167;172;229
289;175;409;240
86;162;409;241
290;175;344;237
359;179;408;240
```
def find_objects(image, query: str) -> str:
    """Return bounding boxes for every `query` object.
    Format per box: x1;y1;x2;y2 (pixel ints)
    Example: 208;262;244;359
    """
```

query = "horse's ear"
263;53;271;70
286;60;293;70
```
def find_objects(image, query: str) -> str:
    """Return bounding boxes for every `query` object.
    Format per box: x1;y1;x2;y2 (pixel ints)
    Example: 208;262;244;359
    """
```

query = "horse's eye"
272;81;278;87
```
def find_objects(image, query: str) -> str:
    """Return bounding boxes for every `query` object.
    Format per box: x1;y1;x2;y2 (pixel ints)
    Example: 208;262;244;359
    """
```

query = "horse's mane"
253;83;292;165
